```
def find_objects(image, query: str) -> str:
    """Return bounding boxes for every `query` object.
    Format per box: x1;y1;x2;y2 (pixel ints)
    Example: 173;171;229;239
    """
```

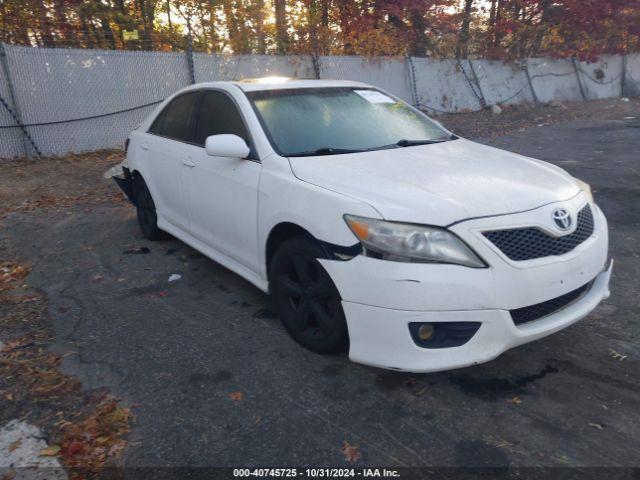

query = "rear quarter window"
149;108;166;135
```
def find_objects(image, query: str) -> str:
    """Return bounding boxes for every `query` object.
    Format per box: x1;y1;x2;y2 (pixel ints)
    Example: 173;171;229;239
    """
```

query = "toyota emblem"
552;208;572;231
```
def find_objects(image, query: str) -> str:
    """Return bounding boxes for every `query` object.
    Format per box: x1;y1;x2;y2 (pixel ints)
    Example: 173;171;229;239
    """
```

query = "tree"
456;0;473;58
274;0;288;54
0;0;638;59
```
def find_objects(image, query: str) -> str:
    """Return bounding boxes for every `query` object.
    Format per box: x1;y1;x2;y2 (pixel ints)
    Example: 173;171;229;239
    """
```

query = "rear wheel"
269;236;349;354
134;176;164;240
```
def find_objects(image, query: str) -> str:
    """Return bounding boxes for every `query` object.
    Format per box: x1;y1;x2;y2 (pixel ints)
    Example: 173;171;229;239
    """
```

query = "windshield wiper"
287;147;366;157
395;138;448;147
287;136;458;157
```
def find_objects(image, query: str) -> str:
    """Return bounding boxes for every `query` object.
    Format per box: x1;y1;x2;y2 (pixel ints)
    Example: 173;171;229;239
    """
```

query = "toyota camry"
111;78;612;372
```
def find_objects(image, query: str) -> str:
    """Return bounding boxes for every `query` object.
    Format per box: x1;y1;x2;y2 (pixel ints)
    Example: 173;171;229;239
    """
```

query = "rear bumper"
111;166;136;205
341;261;612;373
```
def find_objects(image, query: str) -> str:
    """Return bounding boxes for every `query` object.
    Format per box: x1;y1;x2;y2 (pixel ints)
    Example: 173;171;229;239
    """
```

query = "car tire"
134;175;164;241
269;236;349;354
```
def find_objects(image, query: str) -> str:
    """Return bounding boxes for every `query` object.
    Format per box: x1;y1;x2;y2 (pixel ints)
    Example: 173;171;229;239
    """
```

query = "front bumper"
319;196;612;373
339;262;611;373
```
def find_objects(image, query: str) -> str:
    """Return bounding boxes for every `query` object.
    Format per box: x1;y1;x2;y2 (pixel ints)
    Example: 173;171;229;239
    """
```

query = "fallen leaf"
414;387;427;397
9;440;21;452
254;416;262;424
64;440;85;456
123;247;150;255
341;439;361;463
2;470;16;480
484;436;515;451
39;445;61;456
495;439;514;449
588;422;604;430
229;391;244;401
34;379;68;393
107;439;127;458
1;339;33;353
54;419;72;428
404;377;418;387
608;349;627;361
507;396;522;405
158;290;168;297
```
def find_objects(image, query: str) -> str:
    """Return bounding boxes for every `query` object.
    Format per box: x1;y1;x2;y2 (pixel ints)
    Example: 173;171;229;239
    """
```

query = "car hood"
288;138;580;226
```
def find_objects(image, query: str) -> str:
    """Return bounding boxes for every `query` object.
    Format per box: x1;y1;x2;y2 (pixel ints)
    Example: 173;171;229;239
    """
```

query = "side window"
152;92;199;142
194;91;249;147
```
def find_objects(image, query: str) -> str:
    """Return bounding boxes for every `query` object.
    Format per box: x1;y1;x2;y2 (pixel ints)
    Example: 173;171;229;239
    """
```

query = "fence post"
185;21;196;84
467;59;487;109
406;56;420;108
621;54;627;97
0;42;32;159
571;56;587;101
456;58;485;110
311;54;321;79
524;59;539;105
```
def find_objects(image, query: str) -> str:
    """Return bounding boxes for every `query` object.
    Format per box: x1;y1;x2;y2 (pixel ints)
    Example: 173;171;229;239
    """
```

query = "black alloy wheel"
270;236;349;354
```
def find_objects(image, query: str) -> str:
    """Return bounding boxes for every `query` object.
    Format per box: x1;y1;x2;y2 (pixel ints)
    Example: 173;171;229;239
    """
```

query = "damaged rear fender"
105;160;137;206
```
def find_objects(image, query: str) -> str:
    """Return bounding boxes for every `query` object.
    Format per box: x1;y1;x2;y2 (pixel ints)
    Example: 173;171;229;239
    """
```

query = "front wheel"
269;236;349;354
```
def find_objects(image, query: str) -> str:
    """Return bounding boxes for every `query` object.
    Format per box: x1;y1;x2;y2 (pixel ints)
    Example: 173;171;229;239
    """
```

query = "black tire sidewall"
269;236;349;354
134;176;163;240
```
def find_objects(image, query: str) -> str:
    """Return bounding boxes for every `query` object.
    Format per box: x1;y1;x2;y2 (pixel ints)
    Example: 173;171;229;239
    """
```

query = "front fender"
258;155;380;279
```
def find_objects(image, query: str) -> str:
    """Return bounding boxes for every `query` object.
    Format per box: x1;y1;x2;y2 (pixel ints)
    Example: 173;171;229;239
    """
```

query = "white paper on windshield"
354;90;396;104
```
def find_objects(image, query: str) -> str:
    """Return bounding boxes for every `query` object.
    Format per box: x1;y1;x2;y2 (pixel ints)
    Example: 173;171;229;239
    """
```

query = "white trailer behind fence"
0;42;637;159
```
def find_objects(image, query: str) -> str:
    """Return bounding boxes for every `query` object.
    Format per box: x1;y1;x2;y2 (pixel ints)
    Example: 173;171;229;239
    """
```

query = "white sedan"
113;78;612;373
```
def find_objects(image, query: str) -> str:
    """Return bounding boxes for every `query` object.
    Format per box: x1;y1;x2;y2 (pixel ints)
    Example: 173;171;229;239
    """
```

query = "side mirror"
205;134;251;159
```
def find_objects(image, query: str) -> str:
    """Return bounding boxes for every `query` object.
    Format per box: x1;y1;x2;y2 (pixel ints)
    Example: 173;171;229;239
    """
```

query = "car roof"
184;78;373;92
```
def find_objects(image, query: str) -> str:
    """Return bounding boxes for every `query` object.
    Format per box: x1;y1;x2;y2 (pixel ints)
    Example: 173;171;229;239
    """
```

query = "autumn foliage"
0;1;639;59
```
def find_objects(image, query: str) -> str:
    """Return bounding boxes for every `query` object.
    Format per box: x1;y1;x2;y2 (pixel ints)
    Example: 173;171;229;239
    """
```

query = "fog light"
417;323;434;341
409;322;481;349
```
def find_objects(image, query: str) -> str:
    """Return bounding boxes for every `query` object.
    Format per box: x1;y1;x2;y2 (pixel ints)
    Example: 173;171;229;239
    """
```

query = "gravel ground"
435;97;640;138
0;98;638;476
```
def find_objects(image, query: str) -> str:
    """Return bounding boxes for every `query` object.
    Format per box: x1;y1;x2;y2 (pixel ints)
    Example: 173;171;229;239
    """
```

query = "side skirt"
157;217;270;293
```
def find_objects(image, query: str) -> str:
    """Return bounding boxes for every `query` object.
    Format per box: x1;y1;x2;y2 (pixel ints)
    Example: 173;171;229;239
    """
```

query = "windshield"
245;87;451;156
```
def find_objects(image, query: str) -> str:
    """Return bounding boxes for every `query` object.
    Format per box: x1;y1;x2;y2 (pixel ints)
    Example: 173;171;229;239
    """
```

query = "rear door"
183;89;262;272
141;91;200;233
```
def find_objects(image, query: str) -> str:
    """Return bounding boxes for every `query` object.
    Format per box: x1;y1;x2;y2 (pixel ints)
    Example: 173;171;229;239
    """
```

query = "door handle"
182;159;196;168
140;143;149;150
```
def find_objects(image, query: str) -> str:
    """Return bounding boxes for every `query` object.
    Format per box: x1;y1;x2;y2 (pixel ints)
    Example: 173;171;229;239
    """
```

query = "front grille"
510;282;592;325
483;204;594;261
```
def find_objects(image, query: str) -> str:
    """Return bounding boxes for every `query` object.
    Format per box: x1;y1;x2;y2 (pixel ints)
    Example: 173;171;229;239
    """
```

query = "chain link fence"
1;42;638;159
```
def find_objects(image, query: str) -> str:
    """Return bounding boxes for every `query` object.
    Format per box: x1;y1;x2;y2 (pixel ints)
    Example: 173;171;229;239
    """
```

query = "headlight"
344;215;486;268
573;177;593;203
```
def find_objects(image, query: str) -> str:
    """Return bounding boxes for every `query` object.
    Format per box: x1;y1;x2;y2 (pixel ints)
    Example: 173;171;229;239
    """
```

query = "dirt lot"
1;98;639;476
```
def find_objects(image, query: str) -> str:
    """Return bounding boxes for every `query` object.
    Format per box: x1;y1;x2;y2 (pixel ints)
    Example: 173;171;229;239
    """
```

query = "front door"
183;90;261;273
